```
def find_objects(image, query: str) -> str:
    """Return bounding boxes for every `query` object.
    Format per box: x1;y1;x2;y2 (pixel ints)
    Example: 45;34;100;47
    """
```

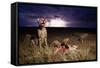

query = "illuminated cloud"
46;18;69;27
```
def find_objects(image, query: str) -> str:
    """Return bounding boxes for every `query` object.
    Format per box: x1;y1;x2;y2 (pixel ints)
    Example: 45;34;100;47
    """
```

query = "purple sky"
18;3;97;28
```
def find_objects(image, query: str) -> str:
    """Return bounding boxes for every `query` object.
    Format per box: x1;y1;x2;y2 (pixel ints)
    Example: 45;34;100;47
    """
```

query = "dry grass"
19;32;96;64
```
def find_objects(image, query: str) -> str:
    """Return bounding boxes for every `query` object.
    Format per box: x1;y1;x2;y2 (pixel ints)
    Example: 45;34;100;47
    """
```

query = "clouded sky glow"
46;18;68;27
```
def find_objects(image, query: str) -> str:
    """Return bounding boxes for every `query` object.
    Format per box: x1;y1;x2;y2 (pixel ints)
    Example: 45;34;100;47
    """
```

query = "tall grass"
19;33;96;64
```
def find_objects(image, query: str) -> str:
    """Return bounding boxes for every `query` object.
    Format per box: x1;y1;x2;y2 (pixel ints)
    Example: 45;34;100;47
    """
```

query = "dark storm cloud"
19;3;97;28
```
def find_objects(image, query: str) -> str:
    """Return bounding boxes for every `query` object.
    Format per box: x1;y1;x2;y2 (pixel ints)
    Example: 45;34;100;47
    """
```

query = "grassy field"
19;28;97;64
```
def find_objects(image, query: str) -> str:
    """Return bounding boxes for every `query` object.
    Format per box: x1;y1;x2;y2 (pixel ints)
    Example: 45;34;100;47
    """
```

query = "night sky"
18;3;97;28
